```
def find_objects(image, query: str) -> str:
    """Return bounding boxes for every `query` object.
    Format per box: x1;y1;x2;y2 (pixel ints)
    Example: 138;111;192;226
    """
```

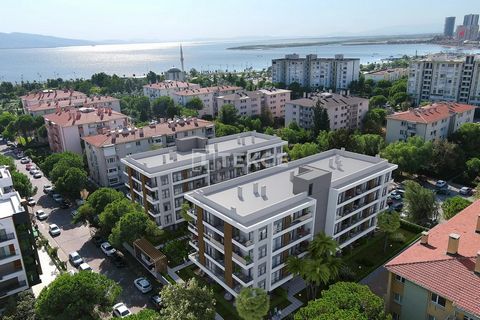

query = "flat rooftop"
0;192;24;219
122;131;287;175
187;149;397;227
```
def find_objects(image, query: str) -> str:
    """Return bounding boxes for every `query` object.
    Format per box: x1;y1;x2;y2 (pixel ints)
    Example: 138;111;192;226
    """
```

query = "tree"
452;123;480;159
429;140;465;178
236;287;269;320
0;111;16;133
185;97;204;110
0;154;15;170
294;282;391;320
312;101;330;136
218;104;239;125
288;143;319;160
404;180;438;223
41;152;84;178
109;210;163;247
166;104;179;119
14;114;35;143
362;108;387;134
160;278;216;320
351;134;385;156
151;96;174;118
1;290;36;320
127;309;161;320
442;196;472;220
287;233;341;300
133;96;152;122
466;157;480;181
380;137;432;175
87;188;124;216
163;239;189;266
180;202;193;222
146;71;159;84
11;171;35;197
377;211;401;252
259;106;274;127
369;95;387;108
215;122;240;137
98;198;143;235
55;167;87;199
36;272;121;320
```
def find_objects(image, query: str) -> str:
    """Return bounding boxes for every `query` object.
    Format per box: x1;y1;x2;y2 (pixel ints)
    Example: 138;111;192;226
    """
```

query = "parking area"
1;144;160;314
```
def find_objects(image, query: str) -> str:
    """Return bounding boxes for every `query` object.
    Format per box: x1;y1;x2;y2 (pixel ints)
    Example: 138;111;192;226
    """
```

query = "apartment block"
143;80;201;100
385;200;480;320
27;96;121;117
0;166;41;303
184;149;397;296
121;132;287;228
385;102;475;143
364;68;407;83
285;92;369;131
216;91;263;117
173;85;242;117
44;107;128;154
257;88;292;118
407;54;480;106
83;117;215;188
20;89;86;114
271;54;360;90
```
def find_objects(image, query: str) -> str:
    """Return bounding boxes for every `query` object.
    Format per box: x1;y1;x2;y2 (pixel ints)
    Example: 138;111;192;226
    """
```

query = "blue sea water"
0;38;478;82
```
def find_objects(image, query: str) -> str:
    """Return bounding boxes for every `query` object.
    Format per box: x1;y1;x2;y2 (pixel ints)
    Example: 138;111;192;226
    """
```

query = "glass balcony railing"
0;233;15;243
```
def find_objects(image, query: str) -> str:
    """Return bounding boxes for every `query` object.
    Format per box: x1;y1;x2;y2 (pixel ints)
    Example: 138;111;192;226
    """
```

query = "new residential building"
44;107;128;154
25;95;121;117
271;54;360;90
385;102;475;143
21;89;86;115
143;81;201;100
407;54;480;106
385;200;480;320
285;92;369;131
0;166;41;303
83;118;215;188
185;149;397;296
121;132;287;228
364;68;407;83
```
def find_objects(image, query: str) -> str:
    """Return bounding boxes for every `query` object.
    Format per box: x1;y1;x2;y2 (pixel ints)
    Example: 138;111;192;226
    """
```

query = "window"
258;245;267;259
308;183;313;196
431;293;446;308
162;189;170;199
259;227;267;240
393;292;402;304
258;279;266;290
395;274;405;283
161;175;169;185
258;262;266;276
165;214;172;225
163;202;171;211
107;157;116;164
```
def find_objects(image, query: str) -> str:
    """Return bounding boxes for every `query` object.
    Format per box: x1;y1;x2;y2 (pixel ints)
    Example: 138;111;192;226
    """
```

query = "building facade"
285;92;369;131
143;81;201;100
25;96;121;117
407;54;480;106
385;200;480;320
83;118;215;188
271;54;360;90
456;14;480;41
444;16;456;37
216;91;263;117
257;88;292;118
385;102;475;143
21;89;86;115
185;149;397;296
121;132;287;229
44;107;128;154
364;68;407;83
0;166;41;303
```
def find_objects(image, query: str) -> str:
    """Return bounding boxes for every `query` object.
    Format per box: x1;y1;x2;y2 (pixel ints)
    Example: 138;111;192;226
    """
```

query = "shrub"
390;232;406;243
400;219;428;233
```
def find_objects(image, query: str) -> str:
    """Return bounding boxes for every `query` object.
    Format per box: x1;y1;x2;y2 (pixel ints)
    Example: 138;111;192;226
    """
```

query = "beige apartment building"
364;68;407;83
216;91;263;117
143;80;201;100
21;89;86;115
258;88;292;118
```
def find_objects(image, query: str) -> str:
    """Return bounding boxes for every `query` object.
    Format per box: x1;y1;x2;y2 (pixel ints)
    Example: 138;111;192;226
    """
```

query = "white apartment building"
272;54;360;90
143;80;201;100
258;88;292;118
173;86;242;117
44;107;128;154
121;132;287;228
385;102;475;143
185;149;397;296
20;89;86;115
407;54;480;106
0;166;41;302
364;68;407;83
83;118;215;188
285;92;369;131
216;91;263;117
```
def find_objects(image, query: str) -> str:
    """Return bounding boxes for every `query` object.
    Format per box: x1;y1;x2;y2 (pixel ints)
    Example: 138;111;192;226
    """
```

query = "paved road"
1;144;158;314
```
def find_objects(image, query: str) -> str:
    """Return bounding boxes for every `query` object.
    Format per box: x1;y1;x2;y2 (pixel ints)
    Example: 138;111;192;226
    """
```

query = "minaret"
180;44;185;74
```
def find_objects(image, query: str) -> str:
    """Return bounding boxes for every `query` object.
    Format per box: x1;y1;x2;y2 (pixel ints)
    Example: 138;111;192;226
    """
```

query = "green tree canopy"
404;180;439;223
214;121;240;137
377;211;401;252
11;171;35;197
0;154;16;170
236;287;270;320
55;167;87;199
151;96;174;118
288;143;319;160
369;95;387;108
380;137;432;175
1;290;36;320
452;123;480;159
0;111;16;133
351;134;385;156
127;309;161;320
98;198;143;236
160;278;216;320
312;101;330;136
218;104;239;125
466;157;480;180
35;272;121;320
109;210;163;247
41;152;84;178
362;108;387;134
185;97;204;110
294;282;391;320
429;140;465;178
441;196;472;220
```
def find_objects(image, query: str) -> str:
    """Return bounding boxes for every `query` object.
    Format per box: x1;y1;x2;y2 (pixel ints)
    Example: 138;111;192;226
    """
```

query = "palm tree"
308;232;338;258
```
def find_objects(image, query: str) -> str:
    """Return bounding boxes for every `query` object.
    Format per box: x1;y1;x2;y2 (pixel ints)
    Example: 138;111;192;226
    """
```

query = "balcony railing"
0;250;18;261
0;233;15;243
232;251;253;266
0;280;27;297
233;271;253;284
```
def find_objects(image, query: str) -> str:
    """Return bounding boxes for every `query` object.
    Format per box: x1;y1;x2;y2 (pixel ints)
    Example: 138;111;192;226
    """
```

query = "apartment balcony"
274;210;313;235
0;279;27;298
0;233;15;243
233;270;253;286
232;234;254;248
0;249;18;262
204;233;224;251
0;260;23;280
232;250;253;267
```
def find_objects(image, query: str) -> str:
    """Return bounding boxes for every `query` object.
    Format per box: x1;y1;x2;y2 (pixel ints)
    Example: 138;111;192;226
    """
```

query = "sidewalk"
279;277;306;319
31;247;61;297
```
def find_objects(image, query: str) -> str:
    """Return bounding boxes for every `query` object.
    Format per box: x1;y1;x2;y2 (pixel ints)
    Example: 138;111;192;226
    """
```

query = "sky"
0;0;478;41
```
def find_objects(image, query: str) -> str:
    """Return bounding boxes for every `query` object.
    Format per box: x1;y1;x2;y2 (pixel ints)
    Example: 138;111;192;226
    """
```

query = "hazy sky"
0;0;477;41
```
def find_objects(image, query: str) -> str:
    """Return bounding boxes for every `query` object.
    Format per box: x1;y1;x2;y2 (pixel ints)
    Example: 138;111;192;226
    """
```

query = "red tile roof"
82;119;214;147
21;89;86;103
175;86;242;96
143;81;198;90
385;200;480;316
387;102;475;124
28;96;119;112
44;109;127;127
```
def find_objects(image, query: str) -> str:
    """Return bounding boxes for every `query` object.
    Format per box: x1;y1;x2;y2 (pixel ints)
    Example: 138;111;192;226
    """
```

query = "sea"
0;38;479;83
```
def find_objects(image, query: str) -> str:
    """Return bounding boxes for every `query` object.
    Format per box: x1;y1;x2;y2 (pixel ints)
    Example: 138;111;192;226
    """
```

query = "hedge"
400;219;429;233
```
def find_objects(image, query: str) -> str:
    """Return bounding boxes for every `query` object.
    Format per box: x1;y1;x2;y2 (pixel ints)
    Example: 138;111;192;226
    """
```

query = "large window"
395;274;405;283
259;227;267;241
431;293;446;308
393;292;402;305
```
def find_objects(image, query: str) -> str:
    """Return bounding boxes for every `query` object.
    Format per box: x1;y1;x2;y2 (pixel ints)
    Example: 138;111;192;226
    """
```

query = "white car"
112;303;131;318
27;197;36;206
78;262;92;272
134;277;152;293
435;180;448;189
49;224;61;236
20;157;30;164
43;185;53;193
35;210;48;221
29;169;39;175
100;242;116;256
33;172;43;179
68;251;84;267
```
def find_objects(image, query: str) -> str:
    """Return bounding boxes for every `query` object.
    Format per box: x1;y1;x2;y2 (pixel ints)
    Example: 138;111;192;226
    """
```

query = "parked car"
134;277;152;293
112;303;131;318
151;294;162;309
27;197;36;206
35;210;48;221
43;185;53;193
20;157;30;164
78;262;92;272
68;251;84;267
389;191;402;200
60;200;71;209
435;180;448;189
33;172;42;179
390;202;404;211
49;224;61;236
67;269;77;276
109;251;126;268
92;235;106;247
459;187;473;196
53;194;64;203
100;242;116;256
71;210;79;218
435;188;451;196
25;163;33;171
29;169;39;175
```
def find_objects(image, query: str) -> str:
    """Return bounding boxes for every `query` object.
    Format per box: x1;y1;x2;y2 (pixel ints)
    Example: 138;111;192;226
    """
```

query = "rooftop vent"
261;185;267;198
447;233;460;255
475;251;480;275
237;186;243;200
253;182;259;195
420;231;429;245
476;215;480;233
